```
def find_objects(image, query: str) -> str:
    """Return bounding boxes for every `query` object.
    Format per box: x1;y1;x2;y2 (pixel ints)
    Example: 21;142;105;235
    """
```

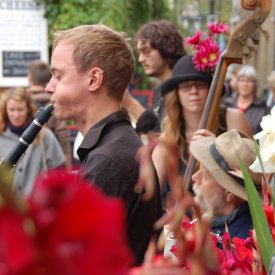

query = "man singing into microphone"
45;24;162;266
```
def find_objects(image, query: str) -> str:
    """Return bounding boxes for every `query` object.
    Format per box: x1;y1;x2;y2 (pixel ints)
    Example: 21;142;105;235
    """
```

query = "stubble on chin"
53;110;67;121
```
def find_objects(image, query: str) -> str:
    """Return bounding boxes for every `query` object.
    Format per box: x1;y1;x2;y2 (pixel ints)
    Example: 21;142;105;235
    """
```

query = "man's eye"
143;49;150;55
54;75;61;80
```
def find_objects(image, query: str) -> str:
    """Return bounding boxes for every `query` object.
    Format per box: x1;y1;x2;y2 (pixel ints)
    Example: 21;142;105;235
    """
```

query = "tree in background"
36;0;173;43
35;0;232;90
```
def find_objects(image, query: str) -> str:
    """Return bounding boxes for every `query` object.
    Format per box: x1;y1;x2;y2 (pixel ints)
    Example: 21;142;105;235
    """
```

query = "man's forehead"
136;40;152;50
51;42;76;67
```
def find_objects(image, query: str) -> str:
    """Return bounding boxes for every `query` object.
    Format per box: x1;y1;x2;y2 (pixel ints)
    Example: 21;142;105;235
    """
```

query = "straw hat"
189;129;262;201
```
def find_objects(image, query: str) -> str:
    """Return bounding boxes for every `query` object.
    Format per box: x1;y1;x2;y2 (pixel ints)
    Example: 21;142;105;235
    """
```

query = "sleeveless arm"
152;142;168;188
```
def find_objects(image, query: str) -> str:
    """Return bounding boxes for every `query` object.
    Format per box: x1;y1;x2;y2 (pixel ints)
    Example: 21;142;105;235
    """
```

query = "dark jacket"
77;110;162;266
224;96;269;134
135;86;163;134
211;202;253;240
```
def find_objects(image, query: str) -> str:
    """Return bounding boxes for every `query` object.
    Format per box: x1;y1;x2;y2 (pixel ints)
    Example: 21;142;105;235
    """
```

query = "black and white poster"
0;0;48;87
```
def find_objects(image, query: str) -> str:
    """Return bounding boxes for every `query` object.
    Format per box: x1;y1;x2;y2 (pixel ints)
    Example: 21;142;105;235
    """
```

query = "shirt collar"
77;110;131;161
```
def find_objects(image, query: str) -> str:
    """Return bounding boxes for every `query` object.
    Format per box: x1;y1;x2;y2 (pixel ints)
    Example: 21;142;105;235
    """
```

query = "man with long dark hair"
122;20;186;134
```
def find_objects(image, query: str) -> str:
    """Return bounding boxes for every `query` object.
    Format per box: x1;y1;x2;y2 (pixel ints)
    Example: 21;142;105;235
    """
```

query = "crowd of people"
0;19;275;267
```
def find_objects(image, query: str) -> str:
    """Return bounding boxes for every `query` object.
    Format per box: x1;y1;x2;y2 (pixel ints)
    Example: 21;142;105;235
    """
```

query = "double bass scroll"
183;0;272;191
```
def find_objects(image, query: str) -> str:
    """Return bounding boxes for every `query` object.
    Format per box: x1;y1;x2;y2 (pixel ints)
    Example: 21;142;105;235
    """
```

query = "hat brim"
190;136;249;201
161;74;212;97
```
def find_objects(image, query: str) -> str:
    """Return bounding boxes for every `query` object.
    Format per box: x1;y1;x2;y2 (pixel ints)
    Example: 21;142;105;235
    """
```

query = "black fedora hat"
161;55;212;97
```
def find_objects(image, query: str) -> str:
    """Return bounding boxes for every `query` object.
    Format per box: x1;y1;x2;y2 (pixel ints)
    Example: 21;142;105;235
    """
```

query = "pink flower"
185;22;227;73
192;38;221;72
207;22;229;35
185;31;201;46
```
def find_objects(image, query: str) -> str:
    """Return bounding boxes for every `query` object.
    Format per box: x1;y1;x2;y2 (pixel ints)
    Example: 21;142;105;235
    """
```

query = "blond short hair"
53;24;135;100
0;87;44;143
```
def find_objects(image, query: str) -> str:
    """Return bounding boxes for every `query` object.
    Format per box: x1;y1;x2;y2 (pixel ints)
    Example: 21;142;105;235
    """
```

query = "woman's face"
177;80;209;114
237;76;255;97
6;99;28;127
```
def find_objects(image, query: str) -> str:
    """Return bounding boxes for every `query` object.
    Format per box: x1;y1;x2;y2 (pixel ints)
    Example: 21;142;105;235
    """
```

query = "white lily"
249;110;275;173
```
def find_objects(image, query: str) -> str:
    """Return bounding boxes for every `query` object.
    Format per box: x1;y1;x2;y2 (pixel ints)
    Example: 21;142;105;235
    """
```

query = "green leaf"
239;158;274;271
0;164;27;213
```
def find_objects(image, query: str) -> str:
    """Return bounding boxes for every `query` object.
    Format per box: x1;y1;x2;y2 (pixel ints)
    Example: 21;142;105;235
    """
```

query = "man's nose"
45;77;54;94
191;170;201;185
138;53;145;64
189;84;199;94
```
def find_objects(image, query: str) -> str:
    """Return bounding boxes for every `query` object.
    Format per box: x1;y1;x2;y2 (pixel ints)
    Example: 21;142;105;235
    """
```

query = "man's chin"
144;70;156;77
193;186;206;211
54;111;68;121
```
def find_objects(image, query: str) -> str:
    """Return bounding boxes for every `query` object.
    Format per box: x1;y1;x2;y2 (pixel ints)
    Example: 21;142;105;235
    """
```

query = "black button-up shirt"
77;110;162;265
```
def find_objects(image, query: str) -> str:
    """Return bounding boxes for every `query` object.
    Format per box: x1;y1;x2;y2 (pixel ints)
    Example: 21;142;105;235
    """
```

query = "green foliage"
36;0;172;44
35;0;173;89
239;157;274;271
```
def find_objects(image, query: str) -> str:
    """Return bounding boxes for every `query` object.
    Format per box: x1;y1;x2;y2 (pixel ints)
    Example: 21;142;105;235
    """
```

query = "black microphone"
1;104;54;168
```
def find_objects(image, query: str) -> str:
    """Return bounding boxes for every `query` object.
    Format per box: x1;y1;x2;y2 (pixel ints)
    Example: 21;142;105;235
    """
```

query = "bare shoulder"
226;107;253;137
152;133;167;157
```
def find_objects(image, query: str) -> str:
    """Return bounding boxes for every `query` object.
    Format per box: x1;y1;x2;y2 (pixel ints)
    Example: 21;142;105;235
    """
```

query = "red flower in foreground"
0;205;37;274
263;205;275;245
0;170;133;275
264;205;275;227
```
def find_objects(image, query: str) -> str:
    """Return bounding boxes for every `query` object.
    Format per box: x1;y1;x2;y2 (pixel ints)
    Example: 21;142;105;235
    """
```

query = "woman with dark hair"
0;87;65;194
152;55;252;193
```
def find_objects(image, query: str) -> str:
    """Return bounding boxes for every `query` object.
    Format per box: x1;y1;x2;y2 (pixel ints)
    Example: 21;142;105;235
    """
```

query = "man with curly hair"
122;20;186;134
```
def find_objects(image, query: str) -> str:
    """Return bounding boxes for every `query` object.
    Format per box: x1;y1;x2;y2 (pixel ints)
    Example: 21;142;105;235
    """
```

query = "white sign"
0;0;48;87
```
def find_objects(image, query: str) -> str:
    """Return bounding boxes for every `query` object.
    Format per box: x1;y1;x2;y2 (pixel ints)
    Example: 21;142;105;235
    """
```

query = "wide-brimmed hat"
189;129;262;201
161;55;212;97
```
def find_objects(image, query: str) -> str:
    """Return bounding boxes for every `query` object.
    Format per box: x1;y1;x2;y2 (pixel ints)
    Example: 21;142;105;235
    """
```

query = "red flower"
30;170;133;275
0;170;133;275
207;22;229;35
185;31;201;46
185;22;227;73
263;205;275;227
232;237;254;266
0;205;37;274
192;38;221;72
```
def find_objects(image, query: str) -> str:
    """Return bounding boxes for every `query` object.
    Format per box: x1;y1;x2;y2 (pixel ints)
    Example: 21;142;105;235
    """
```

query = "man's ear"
88;67;104;92
225;191;234;203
